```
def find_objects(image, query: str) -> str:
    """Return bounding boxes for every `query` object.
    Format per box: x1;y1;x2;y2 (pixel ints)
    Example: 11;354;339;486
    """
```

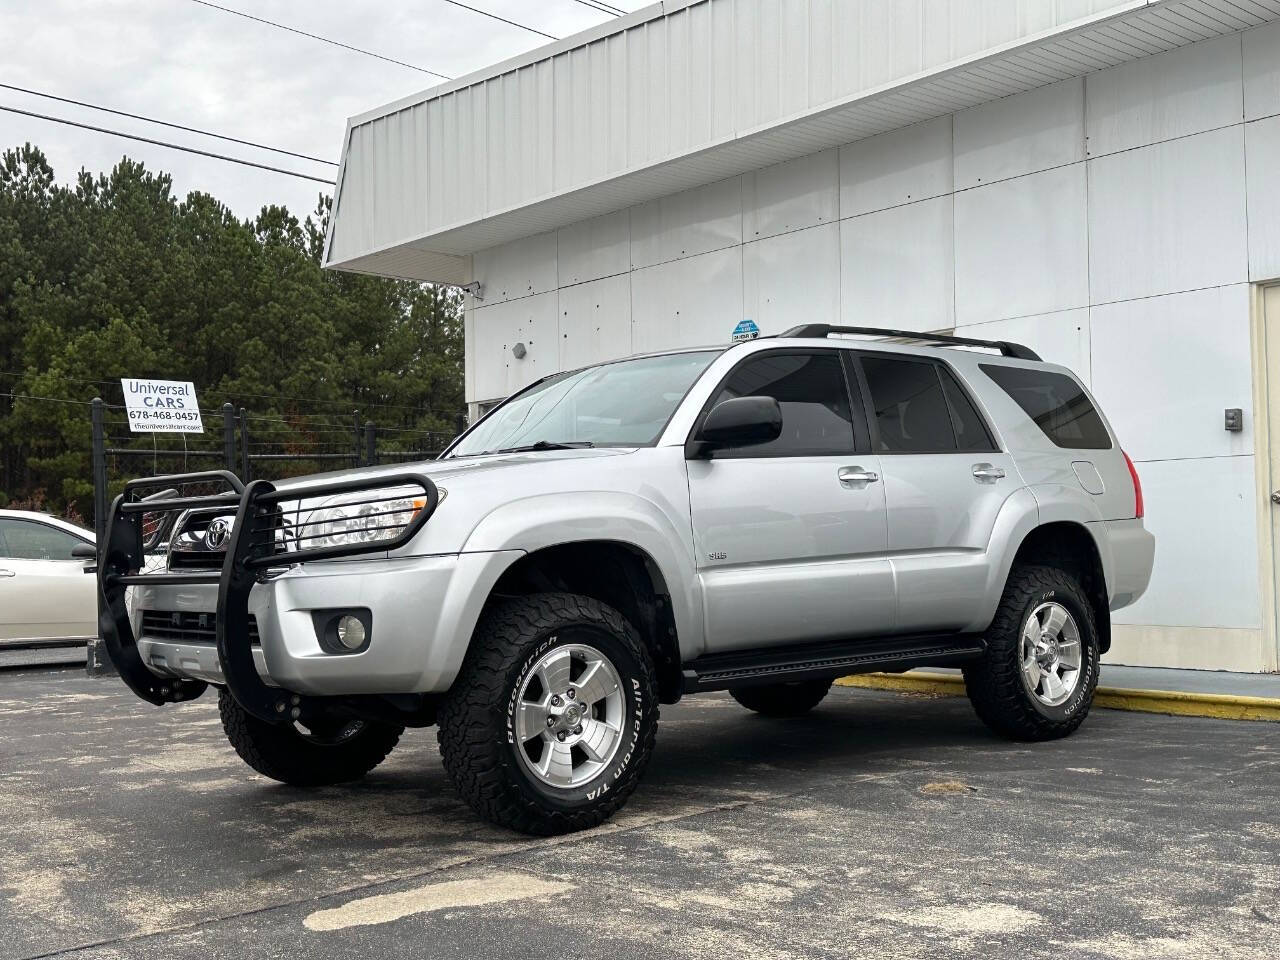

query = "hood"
270;447;637;494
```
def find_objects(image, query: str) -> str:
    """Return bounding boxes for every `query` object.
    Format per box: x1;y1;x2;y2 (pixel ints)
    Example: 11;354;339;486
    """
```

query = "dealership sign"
121;378;204;433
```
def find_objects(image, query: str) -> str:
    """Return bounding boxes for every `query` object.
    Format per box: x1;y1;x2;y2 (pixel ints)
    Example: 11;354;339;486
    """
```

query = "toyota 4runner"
96;325;1154;834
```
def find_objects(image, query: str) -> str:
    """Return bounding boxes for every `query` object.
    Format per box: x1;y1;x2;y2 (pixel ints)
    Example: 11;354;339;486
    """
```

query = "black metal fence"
89;397;454;542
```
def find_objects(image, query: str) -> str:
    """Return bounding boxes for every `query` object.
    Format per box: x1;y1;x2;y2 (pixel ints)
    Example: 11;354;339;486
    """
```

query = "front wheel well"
1007;522;1111;653
485;541;683;703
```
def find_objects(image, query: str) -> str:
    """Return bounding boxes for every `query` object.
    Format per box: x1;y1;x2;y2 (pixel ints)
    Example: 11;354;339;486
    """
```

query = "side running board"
682;634;986;693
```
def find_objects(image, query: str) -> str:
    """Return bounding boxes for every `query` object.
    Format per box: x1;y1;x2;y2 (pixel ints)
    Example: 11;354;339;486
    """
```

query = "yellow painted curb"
835;672;1280;722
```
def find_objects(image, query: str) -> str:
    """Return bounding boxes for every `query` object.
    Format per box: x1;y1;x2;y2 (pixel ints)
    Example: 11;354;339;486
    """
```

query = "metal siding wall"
1246;116;1280;280
629;177;743;269
629;246;744;353
840;195;954;331
1086;125;1249;303
838;116;954;218
955;163;1090;324
558;275;634;369
1244;20;1280;281
1243;18;1280;121
557;210;631;286
1084;33;1244;157
741;148;839;241
471;292;558;400
741;222;840;333
952;77;1085;189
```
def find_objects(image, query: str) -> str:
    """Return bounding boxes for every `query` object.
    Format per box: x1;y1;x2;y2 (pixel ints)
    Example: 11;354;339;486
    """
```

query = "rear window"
981;364;1112;450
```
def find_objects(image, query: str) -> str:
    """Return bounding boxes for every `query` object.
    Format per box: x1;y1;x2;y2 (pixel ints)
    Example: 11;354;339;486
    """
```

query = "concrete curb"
834;672;1280;722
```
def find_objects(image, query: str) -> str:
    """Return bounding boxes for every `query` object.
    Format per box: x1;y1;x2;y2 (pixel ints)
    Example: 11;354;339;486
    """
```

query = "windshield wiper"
494;440;595;454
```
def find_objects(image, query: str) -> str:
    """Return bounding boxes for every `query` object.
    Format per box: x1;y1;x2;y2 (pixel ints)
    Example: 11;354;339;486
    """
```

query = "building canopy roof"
324;0;1279;286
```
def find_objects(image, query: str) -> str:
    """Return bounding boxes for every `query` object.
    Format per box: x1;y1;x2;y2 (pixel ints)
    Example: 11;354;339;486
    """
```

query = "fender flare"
450;491;705;656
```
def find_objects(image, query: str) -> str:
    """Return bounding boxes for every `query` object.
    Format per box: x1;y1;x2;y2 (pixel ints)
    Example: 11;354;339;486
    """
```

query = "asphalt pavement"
2;667;1277;960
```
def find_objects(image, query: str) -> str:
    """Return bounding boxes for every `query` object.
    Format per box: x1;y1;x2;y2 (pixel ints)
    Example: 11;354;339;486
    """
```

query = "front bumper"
95;469;474;724
129;552;513;696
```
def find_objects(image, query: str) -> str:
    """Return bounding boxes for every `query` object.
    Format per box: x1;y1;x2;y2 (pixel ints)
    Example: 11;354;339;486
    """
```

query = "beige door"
0;518;96;644
1256;283;1280;671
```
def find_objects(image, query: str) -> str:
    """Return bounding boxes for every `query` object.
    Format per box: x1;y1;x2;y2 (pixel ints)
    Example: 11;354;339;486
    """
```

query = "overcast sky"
1;0;642;222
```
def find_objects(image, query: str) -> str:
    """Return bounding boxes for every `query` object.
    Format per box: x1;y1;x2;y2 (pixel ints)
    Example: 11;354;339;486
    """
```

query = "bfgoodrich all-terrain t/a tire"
437;592;659;835
218;688;403;786
729;679;833;717
963;564;1101;741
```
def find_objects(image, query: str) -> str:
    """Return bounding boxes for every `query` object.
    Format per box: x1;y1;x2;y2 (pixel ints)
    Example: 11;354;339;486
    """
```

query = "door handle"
972;463;1006;483
838;466;880;487
0;569;14;578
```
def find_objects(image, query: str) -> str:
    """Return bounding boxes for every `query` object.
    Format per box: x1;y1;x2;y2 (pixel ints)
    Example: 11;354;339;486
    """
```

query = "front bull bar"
96;469;439;724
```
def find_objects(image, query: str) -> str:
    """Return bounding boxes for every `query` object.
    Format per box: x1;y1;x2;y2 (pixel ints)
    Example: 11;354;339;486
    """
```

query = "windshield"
448;350;722;457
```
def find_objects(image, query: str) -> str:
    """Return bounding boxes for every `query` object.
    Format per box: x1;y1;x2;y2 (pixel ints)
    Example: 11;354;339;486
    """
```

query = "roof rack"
777;324;1041;362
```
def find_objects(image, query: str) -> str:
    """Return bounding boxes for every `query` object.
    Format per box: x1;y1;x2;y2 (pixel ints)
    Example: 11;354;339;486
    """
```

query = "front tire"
437;592;659;835
730;679;833;717
963;564;1100;741
218;688;403;786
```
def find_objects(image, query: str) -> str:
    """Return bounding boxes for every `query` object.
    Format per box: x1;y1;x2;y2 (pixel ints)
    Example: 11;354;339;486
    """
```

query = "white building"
325;0;1280;675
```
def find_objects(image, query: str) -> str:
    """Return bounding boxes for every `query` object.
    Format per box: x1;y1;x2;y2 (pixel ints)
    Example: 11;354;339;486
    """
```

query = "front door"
854;351;1019;634
687;349;895;653
0;518;96;644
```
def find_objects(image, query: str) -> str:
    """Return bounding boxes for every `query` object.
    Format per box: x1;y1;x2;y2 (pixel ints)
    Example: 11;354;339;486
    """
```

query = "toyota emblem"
204;517;232;550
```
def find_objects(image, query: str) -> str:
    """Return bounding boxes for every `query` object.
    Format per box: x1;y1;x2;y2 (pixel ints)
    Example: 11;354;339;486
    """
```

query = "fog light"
336;615;366;650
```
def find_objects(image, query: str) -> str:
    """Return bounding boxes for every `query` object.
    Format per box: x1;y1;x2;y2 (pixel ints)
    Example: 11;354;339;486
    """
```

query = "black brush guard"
97;469;439;724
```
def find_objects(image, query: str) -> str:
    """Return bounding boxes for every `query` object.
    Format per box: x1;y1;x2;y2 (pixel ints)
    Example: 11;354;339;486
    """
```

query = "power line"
0;83;336;167
442;1;559;41
0;105;335;185
185;0;453;81
568;0;627;16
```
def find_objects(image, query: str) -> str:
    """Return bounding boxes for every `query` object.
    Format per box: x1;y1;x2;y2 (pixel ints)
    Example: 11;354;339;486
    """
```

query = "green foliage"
0;144;464;520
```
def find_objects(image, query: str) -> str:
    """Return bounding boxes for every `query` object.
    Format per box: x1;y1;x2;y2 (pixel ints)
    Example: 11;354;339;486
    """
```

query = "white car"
0;509;96;647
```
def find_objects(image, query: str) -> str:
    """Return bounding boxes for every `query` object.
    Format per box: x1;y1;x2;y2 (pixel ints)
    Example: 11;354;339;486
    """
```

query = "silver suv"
97;325;1154;834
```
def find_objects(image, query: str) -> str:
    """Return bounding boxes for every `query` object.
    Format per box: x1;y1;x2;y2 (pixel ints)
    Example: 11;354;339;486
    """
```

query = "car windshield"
448;350;722;457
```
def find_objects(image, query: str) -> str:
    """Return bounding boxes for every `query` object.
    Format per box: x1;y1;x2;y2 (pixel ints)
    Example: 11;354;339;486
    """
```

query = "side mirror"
686;396;782;458
71;543;97;560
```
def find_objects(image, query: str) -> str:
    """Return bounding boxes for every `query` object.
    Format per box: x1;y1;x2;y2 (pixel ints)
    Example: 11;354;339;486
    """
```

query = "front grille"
168;550;224;570
140;610;260;646
167;508;292;571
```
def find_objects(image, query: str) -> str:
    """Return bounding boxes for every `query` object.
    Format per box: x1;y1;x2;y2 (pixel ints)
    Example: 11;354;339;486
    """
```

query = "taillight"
1122;450;1144;519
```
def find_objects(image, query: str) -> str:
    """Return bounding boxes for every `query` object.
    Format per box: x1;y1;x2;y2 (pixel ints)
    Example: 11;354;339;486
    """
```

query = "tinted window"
0;519;85;560
709;352;855;456
981;364;1112;450
939;366;996;452
860;356;957;453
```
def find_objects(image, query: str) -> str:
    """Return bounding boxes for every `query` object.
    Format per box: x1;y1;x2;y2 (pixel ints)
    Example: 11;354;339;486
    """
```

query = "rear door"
687;349;894;652
852;352;1018;633
0;518;97;644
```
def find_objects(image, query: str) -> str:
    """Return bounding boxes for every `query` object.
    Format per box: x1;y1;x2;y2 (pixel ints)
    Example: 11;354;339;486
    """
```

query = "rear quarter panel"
949;354;1138;523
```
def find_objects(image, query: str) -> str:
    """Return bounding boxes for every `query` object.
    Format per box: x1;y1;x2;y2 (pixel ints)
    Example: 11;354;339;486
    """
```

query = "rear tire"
729;679;833;717
437;592;659;835
218;689;403;786
964;564;1100;741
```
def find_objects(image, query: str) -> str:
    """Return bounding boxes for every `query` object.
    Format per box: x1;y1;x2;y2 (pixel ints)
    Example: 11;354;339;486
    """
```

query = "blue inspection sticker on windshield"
732;319;760;343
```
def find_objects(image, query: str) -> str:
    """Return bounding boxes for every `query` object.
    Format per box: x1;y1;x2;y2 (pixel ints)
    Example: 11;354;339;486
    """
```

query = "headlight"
296;486;446;550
